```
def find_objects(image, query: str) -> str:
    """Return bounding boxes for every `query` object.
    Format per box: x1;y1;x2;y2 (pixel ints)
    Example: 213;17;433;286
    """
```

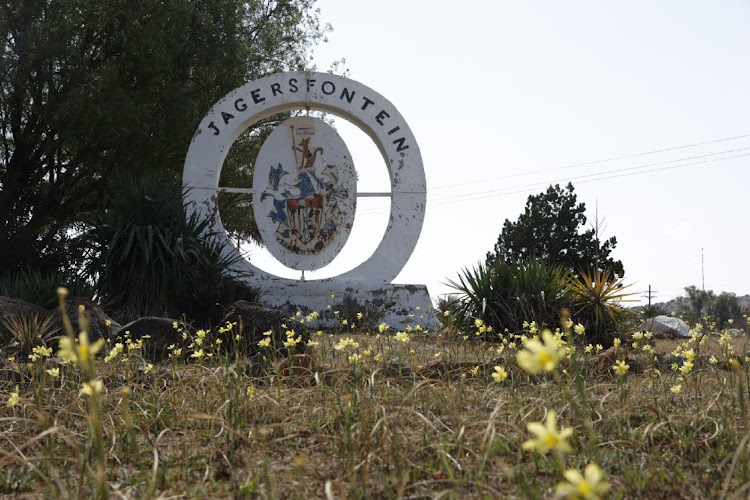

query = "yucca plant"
510;258;571;331
88;173;247;322
0;268;95;308
639;303;669;320
569;269;637;346
1;313;61;357
446;258;571;338
446;261;512;337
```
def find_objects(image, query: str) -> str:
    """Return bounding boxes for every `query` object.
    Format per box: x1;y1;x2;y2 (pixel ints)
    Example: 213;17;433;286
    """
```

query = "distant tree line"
675;285;748;329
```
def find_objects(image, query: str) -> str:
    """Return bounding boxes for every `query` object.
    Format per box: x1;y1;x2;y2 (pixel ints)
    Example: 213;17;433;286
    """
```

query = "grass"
2;303;750;498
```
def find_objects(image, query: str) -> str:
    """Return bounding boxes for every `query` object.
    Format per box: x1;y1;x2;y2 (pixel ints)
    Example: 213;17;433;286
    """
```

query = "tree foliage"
0;0;326;273
675;285;746;328
487;183;624;278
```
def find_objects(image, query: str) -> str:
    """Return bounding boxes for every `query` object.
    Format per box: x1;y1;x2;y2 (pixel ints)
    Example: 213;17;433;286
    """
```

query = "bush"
88;173;250;323
569;269;636;346
0;268;95;308
446;258;571;338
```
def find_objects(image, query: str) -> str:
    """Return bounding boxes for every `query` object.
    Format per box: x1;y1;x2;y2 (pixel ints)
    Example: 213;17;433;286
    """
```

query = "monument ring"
183;71;426;284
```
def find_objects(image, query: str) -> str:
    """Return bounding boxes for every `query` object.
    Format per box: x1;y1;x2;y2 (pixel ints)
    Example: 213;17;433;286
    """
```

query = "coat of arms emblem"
253;116;357;270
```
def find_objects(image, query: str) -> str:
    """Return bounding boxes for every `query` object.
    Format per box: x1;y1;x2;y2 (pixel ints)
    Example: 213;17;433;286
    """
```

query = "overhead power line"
430;133;750;191
357;147;750;215
429;146;750;206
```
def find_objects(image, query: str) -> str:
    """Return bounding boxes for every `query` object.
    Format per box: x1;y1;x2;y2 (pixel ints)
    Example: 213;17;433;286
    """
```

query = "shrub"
568;269;636;346
446;258;571;337
639;303;669;320
0;268;95;309
0;313;60;357
88;173;249;323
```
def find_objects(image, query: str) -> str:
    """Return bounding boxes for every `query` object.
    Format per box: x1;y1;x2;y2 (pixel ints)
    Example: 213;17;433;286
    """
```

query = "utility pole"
641;285;658;307
701;248;705;291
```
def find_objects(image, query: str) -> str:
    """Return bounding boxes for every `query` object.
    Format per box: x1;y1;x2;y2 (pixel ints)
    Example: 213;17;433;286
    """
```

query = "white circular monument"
183;71;439;330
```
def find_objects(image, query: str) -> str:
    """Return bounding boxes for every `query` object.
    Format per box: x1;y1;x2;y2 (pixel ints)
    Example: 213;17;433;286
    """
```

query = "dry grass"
2;317;750;499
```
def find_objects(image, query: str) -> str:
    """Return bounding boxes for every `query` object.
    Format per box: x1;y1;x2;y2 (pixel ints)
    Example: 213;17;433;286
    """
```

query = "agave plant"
639;303;669;320
1;313;61;357
446;258;571;338
446;261;512;337
510;258;571;332
0;268;95;308
569;269;637;346
88;173;248;322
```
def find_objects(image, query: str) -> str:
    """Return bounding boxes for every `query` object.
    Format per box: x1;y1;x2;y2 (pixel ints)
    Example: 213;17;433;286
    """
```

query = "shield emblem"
253;116;357;270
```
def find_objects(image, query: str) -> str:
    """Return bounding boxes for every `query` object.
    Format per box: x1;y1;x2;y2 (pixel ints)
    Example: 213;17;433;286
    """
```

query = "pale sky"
246;0;750;306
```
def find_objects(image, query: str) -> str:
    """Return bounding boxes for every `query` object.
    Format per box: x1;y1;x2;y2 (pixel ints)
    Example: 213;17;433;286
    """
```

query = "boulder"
48;296;119;342
217;301;306;356
217;301;285;337
277;354;317;386
594;346;618;374
638;315;690;339
114;317;192;361
383;358;412;377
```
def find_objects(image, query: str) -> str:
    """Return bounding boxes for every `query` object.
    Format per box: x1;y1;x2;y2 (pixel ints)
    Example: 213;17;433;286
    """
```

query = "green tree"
711;292;742;329
0;0;326;273
487;183;624;277
674;285;715;321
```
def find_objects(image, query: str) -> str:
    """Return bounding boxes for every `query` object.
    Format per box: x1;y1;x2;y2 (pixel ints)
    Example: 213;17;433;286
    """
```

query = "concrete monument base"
254;281;441;332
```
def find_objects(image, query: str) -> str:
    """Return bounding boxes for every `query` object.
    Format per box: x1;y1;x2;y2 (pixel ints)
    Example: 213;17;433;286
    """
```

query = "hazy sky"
246;0;750;305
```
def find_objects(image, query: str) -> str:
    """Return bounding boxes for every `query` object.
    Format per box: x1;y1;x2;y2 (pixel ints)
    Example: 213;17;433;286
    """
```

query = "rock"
217;301;308;356
247;352;274;378
277;354;317;386
218;301;284;337
658;354;685;370
383;358;412;377
0;296;48;345
114;317;191;361
48;296;119;342
637;315;690;339
594;346;618;373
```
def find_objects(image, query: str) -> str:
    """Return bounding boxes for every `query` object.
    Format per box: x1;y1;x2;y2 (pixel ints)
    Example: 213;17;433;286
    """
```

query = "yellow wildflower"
555;463;610;499
6;385;20;407
81;379;104;397
492;366;508;382
257;337;272;348
679;360;694;375
516;330;564;375
334;337;359;350
612;360;629;376
394;331;410;343
522;410;573;454
46;368;60;378
58;331;104;365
